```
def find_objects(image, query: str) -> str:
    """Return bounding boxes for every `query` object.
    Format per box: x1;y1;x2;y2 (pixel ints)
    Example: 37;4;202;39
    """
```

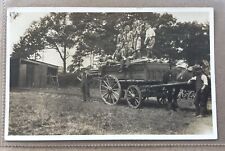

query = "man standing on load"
132;20;143;59
144;23;156;58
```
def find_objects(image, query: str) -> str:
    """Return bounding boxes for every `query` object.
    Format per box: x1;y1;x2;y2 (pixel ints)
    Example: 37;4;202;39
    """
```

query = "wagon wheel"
157;87;168;105
126;85;142;109
188;91;195;100
100;75;121;105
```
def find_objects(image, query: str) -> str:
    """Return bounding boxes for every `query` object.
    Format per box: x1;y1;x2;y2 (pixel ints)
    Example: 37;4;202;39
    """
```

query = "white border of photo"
5;7;217;141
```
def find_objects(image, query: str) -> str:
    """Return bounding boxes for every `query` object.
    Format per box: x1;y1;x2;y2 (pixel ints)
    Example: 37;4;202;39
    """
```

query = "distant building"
10;58;58;88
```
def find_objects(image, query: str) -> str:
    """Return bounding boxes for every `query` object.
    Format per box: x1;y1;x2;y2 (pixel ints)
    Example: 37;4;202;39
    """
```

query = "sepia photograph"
5;7;217;140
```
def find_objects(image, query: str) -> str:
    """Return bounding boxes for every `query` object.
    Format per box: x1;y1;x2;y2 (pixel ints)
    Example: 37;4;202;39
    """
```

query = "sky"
8;10;210;68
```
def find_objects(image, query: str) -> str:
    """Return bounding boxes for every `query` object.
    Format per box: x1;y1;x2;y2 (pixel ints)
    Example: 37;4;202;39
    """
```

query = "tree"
152;13;178;59
11;21;46;59
173;22;210;65
70;13;118;55
67;50;84;72
12;13;78;73
67;12;180;71
40;13;78;73
69;12;210;69
13;12;210;74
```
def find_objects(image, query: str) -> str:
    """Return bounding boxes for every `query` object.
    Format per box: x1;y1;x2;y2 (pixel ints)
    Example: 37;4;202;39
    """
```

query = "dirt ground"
8;87;213;135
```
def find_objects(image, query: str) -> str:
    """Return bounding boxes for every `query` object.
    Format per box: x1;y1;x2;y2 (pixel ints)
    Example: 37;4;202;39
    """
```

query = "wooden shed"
10;58;58;88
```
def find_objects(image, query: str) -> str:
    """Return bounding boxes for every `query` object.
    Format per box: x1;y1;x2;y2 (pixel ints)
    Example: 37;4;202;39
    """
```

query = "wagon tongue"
150;82;189;89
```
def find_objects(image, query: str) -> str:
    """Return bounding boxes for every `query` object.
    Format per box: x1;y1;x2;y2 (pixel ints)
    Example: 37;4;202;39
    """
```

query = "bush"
58;73;81;87
58;71;100;88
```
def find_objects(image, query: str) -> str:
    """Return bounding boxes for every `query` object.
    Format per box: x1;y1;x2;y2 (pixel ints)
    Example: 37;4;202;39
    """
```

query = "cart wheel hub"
108;87;113;94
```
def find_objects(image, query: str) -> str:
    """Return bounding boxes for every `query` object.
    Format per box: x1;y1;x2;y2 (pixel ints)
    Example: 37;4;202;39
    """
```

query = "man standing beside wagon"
188;65;209;117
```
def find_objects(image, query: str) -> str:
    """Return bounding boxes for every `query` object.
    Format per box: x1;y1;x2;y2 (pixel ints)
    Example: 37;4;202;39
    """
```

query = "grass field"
8;87;213;135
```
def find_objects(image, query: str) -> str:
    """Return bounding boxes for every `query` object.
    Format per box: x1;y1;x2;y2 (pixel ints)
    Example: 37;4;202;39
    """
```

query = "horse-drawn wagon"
97;60;191;109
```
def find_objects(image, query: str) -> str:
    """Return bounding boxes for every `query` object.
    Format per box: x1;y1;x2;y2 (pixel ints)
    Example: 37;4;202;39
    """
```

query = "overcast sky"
8;10;210;67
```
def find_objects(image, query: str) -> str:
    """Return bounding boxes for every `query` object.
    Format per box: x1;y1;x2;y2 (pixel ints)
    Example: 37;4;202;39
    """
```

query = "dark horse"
162;66;194;110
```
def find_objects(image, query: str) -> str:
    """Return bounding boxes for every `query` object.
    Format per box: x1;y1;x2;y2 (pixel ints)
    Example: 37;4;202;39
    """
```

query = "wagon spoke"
130;88;135;95
106;77;111;87
112;82;118;89
103;93;109;100
112;91;120;97
132;89;138;97
111;96;116;104
127;91;133;98
135;97;139;100
102;92;108;98
107;94;111;102
127;91;132;97
106;93;110;100
112;88;119;92
134;98;140;105
112;92;119;100
108;94;114;104
101;84;108;90
103;80;110;88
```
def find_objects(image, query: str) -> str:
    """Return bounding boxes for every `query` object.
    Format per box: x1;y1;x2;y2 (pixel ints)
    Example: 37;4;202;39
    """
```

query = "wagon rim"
100;75;121;105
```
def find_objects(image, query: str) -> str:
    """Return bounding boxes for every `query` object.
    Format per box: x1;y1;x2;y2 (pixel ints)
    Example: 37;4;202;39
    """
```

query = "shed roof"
11;58;58;69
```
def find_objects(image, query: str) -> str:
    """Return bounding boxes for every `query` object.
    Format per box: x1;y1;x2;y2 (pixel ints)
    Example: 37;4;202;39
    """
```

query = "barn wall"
10;58;58;88
26;63;35;87
18;64;27;87
33;64;48;87
10;59;20;87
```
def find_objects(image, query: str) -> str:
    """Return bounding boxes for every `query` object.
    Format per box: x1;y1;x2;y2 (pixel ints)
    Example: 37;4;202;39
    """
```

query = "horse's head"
163;66;194;83
176;66;194;82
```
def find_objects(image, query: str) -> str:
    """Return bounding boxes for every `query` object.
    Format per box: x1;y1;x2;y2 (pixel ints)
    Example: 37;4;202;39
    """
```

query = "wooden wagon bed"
101;61;170;82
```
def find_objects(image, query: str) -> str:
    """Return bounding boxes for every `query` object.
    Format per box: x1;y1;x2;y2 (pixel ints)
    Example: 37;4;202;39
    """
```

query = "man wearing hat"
188;65;209;117
81;70;90;102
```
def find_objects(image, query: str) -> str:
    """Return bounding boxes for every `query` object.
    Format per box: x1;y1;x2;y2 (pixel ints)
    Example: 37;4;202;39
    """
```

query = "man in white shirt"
144;23;156;58
188;66;209;117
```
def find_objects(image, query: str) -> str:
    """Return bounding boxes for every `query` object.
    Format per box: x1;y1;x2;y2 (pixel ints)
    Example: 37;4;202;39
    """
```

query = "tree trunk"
63;59;66;74
63;44;67;74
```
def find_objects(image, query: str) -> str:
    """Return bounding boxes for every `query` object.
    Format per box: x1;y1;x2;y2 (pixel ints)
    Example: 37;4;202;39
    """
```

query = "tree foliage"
174;22;209;65
12;12;210;73
12;21;46;59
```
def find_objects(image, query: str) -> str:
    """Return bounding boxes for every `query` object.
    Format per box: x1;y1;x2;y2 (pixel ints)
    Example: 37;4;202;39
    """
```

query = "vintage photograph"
5;7;217;140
